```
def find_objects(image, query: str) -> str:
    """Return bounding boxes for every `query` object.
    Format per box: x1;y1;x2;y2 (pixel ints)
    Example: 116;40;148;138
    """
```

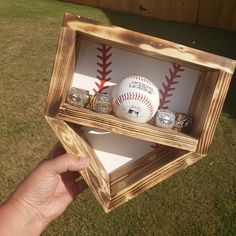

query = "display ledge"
57;103;199;152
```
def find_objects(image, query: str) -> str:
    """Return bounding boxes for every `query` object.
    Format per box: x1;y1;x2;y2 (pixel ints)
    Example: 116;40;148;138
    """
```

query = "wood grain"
45;27;76;117
188;71;219;139
57;104;199;152
195;71;233;154
188;71;233;154
197;0;236;30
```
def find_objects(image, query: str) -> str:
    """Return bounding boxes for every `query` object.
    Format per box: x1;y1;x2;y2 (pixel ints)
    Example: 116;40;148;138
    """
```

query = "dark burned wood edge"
188;71;219;151
44;27;76;117
196;71;233;154
62;12;236;74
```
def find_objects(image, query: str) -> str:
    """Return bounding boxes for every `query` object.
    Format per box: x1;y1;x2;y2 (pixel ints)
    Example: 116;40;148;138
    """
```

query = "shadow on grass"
100;9;236;55
101;8;236;118
223;72;236;118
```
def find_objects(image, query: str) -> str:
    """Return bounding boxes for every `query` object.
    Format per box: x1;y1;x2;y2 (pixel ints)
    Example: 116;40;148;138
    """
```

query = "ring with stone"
90;93;112;114
67;87;90;108
173;113;191;131
154;109;176;128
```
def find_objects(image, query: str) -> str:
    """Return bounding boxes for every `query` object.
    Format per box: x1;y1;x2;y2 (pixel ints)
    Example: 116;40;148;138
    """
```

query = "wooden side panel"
197;0;236;30
107;152;205;212
189;71;233;154
110;146;188;196
57;104;199;152
45;116;111;211
195;72;233;154
188;71;219;139
45;27;76;117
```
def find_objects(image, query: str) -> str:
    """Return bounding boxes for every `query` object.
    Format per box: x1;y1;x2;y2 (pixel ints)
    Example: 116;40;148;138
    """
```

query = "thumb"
40;154;90;176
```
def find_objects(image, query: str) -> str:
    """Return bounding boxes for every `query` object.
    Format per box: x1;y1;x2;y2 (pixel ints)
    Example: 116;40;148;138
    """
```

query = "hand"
0;142;89;236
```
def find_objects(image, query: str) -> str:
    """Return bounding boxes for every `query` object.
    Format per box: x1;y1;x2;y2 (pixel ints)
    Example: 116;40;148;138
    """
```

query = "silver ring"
155;109;176;128
67;87;90;108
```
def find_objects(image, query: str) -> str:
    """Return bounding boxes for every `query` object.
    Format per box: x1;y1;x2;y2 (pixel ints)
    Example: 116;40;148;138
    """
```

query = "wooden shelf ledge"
57;104;198;152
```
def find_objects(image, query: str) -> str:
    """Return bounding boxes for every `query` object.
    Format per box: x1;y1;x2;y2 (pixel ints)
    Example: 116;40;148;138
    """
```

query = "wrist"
0;197;46;236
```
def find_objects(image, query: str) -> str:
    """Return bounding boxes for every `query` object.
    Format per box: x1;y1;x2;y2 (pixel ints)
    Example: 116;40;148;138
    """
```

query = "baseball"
112;75;160;123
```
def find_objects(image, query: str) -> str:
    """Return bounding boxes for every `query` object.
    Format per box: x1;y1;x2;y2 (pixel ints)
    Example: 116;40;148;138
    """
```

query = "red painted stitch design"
113;92;154;118
93;43;112;94
159;63;184;109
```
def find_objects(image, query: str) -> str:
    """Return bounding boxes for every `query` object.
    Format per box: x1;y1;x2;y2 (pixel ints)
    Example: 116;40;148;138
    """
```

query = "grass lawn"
0;1;235;235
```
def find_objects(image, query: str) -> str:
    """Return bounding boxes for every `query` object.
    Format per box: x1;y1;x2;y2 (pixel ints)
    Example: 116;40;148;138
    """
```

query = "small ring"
90;93;112;114
174;113;191;128
154;109;176;128
67;87;90;108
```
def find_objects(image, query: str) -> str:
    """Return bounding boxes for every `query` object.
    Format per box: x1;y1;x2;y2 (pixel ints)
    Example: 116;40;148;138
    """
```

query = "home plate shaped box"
45;12;236;212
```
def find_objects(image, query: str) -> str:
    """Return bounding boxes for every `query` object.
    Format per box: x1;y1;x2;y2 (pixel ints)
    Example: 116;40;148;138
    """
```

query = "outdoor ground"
0;1;235;235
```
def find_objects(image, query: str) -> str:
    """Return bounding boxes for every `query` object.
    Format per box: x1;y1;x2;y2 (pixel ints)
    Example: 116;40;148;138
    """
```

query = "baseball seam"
93;43;112;94
159;63;184;109
113;92;154;119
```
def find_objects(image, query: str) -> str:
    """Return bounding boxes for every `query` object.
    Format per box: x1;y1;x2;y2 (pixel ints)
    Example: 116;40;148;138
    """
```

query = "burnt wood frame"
45;12;235;212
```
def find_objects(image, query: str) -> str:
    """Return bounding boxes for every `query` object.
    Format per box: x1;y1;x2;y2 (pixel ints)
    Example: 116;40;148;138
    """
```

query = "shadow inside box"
66;120;191;178
80;126;155;174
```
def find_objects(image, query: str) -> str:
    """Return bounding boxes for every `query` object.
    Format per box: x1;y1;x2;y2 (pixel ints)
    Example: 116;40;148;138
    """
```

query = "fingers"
40;154;90;177
46;141;66;160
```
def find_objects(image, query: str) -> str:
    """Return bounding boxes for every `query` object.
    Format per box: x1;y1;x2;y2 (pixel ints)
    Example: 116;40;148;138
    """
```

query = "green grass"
0;1;235;235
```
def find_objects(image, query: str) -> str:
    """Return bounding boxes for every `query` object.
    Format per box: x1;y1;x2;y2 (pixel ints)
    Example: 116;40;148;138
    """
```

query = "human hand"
0;142;89;236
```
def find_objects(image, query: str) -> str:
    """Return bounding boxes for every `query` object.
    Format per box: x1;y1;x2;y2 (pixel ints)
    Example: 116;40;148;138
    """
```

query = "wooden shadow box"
45;13;236;212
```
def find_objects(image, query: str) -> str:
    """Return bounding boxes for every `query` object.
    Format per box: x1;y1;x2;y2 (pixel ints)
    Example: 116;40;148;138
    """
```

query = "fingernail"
79;158;90;166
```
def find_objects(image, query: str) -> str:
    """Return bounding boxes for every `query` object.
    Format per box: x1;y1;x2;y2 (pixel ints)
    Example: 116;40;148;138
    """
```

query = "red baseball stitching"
113;92;154;119
93;43;112;94
159;63;184;109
